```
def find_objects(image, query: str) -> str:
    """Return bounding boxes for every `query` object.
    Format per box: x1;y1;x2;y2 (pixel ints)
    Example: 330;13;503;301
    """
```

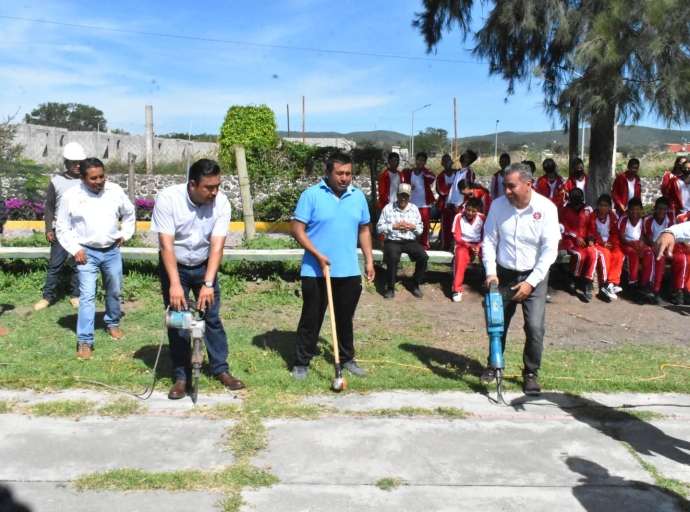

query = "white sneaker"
601;283;618;300
452;292;462;302
612;284;623;294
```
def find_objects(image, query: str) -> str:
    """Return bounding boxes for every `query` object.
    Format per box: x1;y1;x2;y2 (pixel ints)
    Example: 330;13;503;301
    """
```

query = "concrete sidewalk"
1;390;689;511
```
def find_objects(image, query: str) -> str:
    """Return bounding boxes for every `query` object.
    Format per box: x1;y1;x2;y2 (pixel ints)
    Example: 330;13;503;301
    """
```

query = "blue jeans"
76;245;123;345
159;258;229;381
43;232;80;301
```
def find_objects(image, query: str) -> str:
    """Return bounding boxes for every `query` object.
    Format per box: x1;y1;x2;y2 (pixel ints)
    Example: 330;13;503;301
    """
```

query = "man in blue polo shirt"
291;153;375;380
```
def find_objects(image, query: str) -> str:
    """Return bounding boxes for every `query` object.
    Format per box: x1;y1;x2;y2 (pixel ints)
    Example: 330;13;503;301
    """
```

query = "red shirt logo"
533;212;542;220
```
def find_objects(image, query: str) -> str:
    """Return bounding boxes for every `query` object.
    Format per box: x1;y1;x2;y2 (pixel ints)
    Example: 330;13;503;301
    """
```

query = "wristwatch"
204;280;214;288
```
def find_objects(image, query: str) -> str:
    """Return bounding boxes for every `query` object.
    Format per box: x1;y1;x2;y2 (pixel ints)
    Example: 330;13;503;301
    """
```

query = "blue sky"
0;0;683;139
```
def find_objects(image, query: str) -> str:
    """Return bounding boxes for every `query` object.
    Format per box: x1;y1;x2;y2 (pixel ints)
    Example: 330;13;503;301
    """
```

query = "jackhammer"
484;279;506;405
165;306;206;404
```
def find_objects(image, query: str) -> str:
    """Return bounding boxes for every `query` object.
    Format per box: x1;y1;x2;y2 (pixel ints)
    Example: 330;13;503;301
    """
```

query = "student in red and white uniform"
586;194;624;301
612;158;642;216
563;158;588;203
661;155;686;207
666;160;690;215
523;161;540;191
435;154;457;251
402;152;436;249
451;197;485;302
489;153;511;200
377;152;404;213
452;179;492;217
451;150;478;189
639;197;674;303
558;188;596;299
671;212;690;305
617;197;645;289
535;158;566;209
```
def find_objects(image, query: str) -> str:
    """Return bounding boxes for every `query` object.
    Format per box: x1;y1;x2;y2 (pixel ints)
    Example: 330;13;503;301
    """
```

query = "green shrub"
253;186;305;222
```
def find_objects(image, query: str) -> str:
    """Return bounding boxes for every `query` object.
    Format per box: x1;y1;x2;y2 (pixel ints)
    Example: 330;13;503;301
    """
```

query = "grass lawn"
1;246;689;398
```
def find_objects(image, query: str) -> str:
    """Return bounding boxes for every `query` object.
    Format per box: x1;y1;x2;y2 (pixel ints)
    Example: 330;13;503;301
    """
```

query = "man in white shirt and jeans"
481;162;560;395
56;157;135;359
151;159;245;399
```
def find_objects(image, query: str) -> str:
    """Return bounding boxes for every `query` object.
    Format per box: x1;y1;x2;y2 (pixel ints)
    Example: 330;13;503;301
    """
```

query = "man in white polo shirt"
56;157;135;359
151;158;245;400
481;162;561;395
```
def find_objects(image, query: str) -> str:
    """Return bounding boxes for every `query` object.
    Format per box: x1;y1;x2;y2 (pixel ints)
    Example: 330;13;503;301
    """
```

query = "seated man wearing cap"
376;183;429;299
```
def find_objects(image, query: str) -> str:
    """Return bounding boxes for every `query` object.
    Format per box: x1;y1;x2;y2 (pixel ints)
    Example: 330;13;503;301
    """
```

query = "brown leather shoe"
77;343;92;360
168;380;187;400
108;326;124;340
214;372;245;390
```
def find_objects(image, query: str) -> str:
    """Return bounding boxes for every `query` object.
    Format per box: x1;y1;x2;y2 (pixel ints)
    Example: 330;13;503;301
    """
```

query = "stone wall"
0;172;665;212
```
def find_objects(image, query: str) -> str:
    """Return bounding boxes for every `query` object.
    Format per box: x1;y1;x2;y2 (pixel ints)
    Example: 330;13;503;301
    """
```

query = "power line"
0;14;481;65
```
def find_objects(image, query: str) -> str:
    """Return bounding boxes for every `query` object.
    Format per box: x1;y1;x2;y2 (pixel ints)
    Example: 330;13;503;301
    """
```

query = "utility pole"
453;98;458;162
145;105;154;174
411;104;431;162
493;120;499;164
287;104;290;138
302;96;305;144
235;145;255;240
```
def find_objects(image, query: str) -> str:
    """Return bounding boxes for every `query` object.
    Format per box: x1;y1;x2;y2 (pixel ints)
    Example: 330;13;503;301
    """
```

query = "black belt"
497;264;531;277
83;242;119;252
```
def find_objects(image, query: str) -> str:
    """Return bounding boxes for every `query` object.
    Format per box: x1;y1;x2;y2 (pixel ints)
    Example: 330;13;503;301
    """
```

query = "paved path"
1;390;689;511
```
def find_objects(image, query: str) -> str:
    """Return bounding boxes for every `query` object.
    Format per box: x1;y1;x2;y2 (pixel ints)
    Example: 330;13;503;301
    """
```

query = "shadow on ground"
252;329;331;369
133;344;173;377
0;304;15;319
512;392;690;470
58;311;113;334
399;342;486;393
567;456;690;512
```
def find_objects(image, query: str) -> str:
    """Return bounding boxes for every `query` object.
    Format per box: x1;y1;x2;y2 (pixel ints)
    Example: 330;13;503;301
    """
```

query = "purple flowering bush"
135;198;155;221
6;198;44;220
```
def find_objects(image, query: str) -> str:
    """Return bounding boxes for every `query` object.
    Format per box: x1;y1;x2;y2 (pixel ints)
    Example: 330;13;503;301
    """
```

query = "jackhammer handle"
488;279;499;294
323;266;340;366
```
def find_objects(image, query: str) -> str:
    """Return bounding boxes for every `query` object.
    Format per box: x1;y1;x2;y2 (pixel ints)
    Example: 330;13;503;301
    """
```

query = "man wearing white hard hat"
34;142;85;311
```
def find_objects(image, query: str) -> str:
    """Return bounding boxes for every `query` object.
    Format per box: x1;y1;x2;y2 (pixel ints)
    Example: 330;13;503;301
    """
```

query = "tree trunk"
586;104;617;206
568;101;579;168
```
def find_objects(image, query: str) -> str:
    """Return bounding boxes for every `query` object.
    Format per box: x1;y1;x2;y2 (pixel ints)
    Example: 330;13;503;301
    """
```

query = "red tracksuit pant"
566;245;597;280
453;243;481;293
595;246;624;286
620;245;641;284
671;246;690;292
419;207;431;250
440;207;455;251
641;245;665;292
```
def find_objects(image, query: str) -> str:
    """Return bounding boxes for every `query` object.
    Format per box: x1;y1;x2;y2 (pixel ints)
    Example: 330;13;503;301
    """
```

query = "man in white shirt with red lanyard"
56;157;135;360
481;162;561;395
152;158;245;399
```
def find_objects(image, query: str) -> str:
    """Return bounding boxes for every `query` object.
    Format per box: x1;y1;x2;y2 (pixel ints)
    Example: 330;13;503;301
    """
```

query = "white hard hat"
63;142;86;160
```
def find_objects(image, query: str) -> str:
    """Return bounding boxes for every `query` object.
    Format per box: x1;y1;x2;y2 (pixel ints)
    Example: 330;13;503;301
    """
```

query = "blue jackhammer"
484;280;506;404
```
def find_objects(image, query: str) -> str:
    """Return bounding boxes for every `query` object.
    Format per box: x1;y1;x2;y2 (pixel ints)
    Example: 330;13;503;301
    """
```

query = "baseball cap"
398;183;412;196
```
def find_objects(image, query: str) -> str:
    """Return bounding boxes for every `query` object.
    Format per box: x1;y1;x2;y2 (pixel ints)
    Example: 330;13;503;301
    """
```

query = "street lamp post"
411;104;431;163
493;120;499;164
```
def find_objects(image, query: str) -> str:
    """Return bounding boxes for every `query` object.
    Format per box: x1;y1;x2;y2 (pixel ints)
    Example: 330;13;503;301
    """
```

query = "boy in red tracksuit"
489;153;511;200
612;158;642;215
435;154;457;251
377;152;403;212
666;160;690;215
453;179;492;216
451;197;485;302
661;156;687;207
536;158;566;209
559;188;596;301
640;197;674;303
587;194;624;301
617;197;645;290
563;158;588;203
402;152;436;249
672;213;690;305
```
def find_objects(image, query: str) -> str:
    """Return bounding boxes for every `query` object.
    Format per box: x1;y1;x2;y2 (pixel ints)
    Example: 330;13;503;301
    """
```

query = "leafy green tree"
414;127;451;155
218;105;280;185
413;0;690;201
24;102;107;131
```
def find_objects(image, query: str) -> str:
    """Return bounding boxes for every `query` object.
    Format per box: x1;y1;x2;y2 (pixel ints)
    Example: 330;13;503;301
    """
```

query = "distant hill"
278;130;408;146
278;126;687;149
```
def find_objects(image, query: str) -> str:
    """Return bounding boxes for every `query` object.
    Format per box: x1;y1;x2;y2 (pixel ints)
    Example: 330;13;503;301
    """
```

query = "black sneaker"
411;287;424;299
567;277;577;294
638;284;655;299
291;365;308;380
684;291;690;305
671;289;684;306
383;289;395;299
523;373;541;395
650;292;661;305
480;367;496;384
343;360;367;377
583;280;593;302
